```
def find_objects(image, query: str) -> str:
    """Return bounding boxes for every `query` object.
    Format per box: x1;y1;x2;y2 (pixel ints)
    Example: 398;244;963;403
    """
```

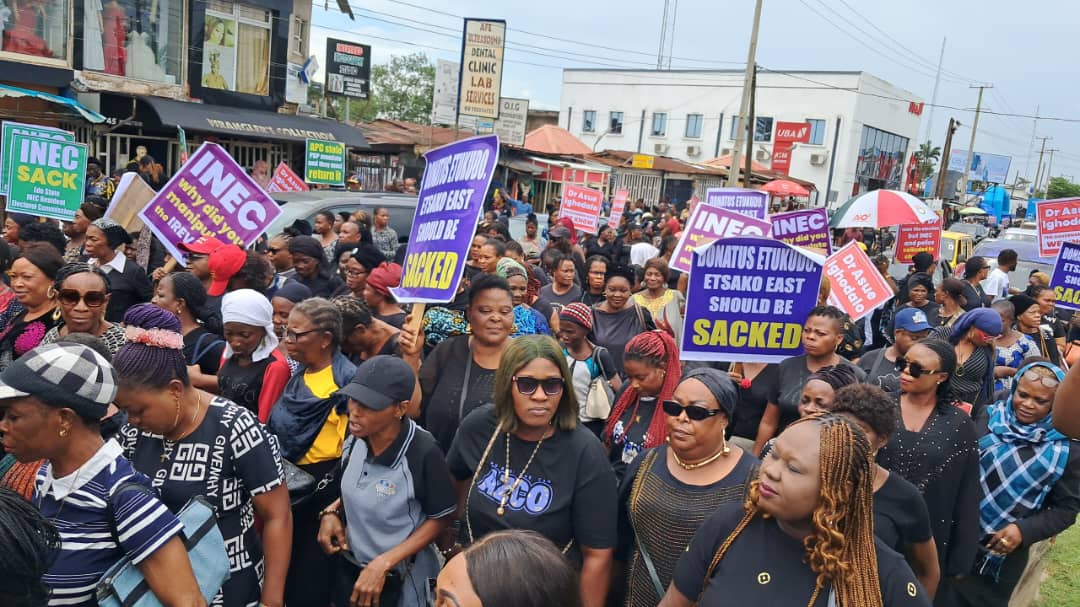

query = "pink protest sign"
561;184;604;234
669;203;772;273
608;189;629;229
267;162;309;193
824;241;893;322
769;208;831;254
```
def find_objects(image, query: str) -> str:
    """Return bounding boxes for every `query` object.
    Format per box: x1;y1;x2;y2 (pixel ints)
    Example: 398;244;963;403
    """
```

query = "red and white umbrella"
760;179;811;198
829;190;937;228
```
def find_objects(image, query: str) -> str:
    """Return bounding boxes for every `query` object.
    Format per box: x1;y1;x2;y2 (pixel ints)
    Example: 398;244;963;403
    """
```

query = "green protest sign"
304;138;346;186
0;121;74;194
5;133;88;221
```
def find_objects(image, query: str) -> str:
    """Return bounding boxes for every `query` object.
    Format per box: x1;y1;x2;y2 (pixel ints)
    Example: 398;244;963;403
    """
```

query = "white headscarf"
221;289;279;362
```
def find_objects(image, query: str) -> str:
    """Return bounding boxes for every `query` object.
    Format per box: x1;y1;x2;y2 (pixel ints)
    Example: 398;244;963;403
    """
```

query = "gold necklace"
497;430;548;516
160;392;205;463
671;446;727;470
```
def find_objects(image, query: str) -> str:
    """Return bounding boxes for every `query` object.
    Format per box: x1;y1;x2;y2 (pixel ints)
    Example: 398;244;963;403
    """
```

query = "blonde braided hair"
702;413;881;607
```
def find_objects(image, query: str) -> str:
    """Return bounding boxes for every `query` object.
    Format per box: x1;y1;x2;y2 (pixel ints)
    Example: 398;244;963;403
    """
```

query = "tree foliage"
914;142;941;183
1046;176;1080;199
316;53;436;124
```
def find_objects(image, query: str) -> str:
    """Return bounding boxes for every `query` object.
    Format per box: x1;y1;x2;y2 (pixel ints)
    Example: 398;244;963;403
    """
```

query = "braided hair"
702;413;882;607
0;487;60;607
603;330;681;448
113;303;188;389
807;364;861;393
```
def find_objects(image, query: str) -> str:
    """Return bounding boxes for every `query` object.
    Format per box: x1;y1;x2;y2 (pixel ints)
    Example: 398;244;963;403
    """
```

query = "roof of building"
586;149;728;176
356;119;470;148
702;153;771;174
523;124;593;155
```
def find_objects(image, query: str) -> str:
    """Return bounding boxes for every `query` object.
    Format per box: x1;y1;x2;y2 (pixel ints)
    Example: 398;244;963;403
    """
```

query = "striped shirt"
35;440;183;607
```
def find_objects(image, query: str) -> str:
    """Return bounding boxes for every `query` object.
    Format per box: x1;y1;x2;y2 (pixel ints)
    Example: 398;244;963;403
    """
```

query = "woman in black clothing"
661;414;930;607
288;235;344;298
877;339;980;606
152;272;225;392
932;309;1001;410
954;362;1080;607
726;362;779;451
0;243;62;370
579;256;608;307
402;275;514;453
85;218;152;323
890;272;941;332
829;384;941;600
753;305;866;455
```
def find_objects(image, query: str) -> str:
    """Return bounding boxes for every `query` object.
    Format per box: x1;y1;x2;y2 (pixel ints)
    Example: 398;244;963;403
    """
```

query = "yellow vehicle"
940;231;974;273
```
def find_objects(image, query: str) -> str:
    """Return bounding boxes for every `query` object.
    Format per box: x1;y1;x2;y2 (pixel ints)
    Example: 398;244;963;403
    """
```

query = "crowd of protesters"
0;182;1078;607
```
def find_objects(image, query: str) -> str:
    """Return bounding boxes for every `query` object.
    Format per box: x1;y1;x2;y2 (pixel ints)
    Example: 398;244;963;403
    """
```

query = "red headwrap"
367;262;403;296
558;217;578;245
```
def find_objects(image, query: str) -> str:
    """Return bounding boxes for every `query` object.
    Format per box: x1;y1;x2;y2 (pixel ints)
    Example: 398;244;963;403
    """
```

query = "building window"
202;1;273;95
651;112;667;136
81;0;183;82
609;111;624;135
754;117;773;142
855;125;910;191
685;113;703;139
1;0;70;64
807;119;826;145
729;115;742;140
291;16;307;56
582;110;596;133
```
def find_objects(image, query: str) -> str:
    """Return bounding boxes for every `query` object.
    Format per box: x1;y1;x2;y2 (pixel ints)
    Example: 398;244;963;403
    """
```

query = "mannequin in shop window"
103;0;127;75
3;0;51;57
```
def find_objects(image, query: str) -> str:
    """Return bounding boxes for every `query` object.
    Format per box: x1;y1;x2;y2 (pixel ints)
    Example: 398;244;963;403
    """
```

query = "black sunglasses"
57;289;107;307
513;376;564;396
662;400;723;421
896;357;943;379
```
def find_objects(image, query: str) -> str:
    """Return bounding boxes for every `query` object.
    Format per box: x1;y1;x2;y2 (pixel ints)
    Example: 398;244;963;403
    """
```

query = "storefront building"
559;69;923;208
0;0;365;175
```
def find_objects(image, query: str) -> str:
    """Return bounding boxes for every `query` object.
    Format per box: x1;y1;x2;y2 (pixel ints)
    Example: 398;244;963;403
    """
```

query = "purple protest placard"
391;134;499;303
681;237;822;363
138;142;282;264
1050;241;1080;311
669;202;772;273
705;187;769;220
769;208;832;254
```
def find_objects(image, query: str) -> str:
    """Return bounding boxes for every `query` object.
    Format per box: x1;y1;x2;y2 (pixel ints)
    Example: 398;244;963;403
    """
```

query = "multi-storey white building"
559;69;925;207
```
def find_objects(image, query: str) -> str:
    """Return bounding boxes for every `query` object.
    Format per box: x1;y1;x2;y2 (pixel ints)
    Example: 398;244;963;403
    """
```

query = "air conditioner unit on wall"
810;152;829;166
686;145;701;157
720;147;732;156
755;148;770;161
654;143;669;155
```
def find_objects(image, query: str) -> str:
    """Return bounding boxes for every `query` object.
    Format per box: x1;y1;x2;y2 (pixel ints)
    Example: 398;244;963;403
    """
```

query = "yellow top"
297;365;348;465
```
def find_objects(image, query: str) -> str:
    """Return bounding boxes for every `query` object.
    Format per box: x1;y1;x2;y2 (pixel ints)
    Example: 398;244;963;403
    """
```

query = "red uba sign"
774;122;811;144
772;145;793;175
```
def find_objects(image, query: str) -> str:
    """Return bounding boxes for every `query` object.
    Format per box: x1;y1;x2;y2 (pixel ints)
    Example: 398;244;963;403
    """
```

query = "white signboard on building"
458;19;506;120
432;59;459;126
286;63;309;105
494;98;529;147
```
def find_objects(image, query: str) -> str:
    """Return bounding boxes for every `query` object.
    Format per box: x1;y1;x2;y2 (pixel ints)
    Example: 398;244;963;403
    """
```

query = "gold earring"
53;306;62;322
47;287;57;299
721;432;731;455
59;428;68;438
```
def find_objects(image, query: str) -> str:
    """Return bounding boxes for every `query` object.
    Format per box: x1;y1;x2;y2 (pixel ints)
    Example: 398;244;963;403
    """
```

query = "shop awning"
140;97;369;148
0;84;105;123
499;158;543;174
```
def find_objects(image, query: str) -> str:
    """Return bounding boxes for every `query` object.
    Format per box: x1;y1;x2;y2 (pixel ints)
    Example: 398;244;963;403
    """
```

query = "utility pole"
1033;136;1051;196
959;83;992;204
935;118;959;200
923;37;946;146
728;0;764;187
743;64;757;187
1024;105;1039;182
1045;149;1059;191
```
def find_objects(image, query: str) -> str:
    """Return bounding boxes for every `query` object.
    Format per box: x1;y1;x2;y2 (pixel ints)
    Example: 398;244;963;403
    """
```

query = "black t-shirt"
875;470;933;552
731;364;778;440
859;347;901;395
419;336;498;453
772;356;867;430
446;404;618;563
217;355;275;416
673;502;931;606
534;284;584;321
959;281;986;311
606;392;661;482
183;326;225;375
378;312;407;329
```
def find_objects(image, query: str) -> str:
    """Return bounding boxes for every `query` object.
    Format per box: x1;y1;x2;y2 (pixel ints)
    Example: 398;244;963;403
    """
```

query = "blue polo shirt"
35;440;183;607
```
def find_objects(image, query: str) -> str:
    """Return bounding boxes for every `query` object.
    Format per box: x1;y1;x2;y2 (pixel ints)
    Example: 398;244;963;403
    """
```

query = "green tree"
1046;176;1080;199
914;142;941;183
369;53;435;123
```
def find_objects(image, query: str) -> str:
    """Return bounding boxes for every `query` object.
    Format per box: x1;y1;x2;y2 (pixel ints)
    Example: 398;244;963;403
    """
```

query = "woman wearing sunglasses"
877;339;981;603
931;308;1002;412
40;263;126;353
615;368;758;607
952;361;1080;607
604;331;682;482
446;336;617;607
0;243;63;371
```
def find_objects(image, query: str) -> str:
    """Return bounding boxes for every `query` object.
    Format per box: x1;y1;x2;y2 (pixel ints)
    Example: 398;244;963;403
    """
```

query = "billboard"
325;38;371;99
947;149;1012;184
494;98;529;147
458;19;506;119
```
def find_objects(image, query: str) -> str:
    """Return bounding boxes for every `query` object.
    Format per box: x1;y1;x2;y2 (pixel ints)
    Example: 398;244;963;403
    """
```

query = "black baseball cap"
338;355;415;411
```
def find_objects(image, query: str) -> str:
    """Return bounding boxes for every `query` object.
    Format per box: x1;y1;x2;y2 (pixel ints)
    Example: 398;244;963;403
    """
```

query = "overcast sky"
310;0;1080;183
